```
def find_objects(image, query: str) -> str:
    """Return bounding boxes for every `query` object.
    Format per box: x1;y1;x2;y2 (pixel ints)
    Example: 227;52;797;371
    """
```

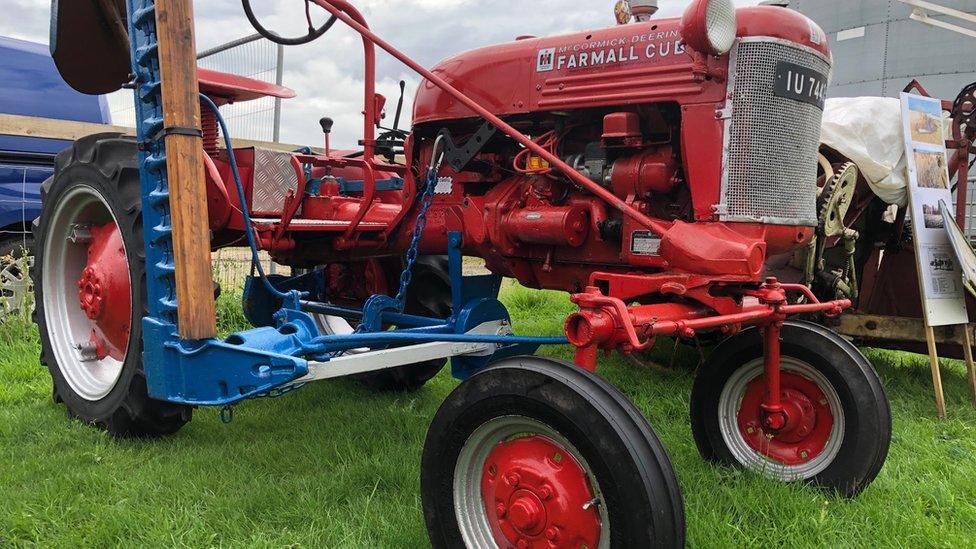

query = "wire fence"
212;249;290;289
197;34;284;143
108;34;284;143
104;35;288;294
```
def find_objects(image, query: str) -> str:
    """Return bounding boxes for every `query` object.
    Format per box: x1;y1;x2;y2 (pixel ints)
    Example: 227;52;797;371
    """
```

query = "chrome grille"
720;39;831;226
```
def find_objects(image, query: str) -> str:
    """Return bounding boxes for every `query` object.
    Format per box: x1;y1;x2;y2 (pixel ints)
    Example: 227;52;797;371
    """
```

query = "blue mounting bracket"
125;0;314;406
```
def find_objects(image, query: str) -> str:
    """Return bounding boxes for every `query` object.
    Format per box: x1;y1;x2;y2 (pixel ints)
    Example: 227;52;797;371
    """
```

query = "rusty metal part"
818;162;858;238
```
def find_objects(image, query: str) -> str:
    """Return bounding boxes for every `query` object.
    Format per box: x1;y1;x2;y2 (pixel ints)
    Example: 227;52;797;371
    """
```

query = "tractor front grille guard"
719;38;829;226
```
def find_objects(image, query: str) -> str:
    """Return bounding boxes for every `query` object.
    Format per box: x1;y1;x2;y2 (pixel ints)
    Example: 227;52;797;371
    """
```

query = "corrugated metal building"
791;0;976;99
789;1;976;239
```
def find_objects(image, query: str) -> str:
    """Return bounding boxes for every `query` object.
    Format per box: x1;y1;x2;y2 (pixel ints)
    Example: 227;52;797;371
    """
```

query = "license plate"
773;62;827;110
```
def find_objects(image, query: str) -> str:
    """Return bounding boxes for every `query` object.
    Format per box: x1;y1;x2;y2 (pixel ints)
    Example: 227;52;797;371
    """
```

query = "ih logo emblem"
537;48;555;72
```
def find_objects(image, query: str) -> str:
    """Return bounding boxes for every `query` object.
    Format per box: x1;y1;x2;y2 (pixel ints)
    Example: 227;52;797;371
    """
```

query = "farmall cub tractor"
39;0;890;546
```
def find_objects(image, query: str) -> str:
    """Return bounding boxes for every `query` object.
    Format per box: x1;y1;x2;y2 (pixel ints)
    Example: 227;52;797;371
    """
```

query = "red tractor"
36;0;890;545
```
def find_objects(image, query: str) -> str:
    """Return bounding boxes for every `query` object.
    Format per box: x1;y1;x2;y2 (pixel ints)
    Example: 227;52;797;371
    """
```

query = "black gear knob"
319;117;334;134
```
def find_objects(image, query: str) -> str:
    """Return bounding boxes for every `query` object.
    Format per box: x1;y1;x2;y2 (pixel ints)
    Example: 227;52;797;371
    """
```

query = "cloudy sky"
1;0;764;147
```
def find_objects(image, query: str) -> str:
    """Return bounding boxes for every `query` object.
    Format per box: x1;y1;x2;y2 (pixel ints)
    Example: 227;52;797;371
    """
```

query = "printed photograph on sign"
906;95;945;146
913;150;949;189
922;203;945;229
922;244;962;296
899;92;968;326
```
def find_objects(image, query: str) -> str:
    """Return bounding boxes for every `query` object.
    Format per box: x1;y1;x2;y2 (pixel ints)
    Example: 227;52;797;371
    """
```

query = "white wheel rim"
717;357;845;480
453;415;610;549
42;185;128;401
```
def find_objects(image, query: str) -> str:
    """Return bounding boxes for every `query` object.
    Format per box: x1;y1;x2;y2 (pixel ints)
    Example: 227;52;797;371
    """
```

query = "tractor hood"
50;0;131;95
412;7;829;125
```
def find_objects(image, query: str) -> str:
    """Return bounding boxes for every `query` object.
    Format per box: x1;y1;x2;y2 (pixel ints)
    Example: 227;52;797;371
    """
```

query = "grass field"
2;282;976;547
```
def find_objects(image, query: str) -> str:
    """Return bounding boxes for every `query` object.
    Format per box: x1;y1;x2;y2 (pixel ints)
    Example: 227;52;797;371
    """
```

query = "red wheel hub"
737;371;834;465
75;223;131;361
481;435;601;548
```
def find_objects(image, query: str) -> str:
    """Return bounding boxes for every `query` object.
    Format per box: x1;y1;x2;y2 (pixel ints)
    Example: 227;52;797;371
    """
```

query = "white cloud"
1;0;767;147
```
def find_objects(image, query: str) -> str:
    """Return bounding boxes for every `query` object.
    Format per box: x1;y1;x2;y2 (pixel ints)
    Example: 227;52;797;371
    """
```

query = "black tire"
690;320;890;497
355;255;453;392
32;133;191;437
422;356;685;548
0;234;34;315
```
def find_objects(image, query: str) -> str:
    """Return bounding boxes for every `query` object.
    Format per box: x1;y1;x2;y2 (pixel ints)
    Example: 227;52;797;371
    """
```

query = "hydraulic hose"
198;93;299;303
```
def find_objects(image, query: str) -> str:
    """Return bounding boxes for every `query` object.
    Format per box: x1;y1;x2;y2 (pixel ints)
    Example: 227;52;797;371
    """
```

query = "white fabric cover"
819;97;909;207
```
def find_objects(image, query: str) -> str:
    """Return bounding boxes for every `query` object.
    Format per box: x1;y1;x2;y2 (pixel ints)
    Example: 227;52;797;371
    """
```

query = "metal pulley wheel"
818;161;858;238
951;81;976;143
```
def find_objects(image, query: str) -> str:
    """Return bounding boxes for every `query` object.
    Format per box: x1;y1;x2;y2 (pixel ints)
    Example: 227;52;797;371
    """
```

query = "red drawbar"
736;370;835;465
481;435;601;548
76;223;131;361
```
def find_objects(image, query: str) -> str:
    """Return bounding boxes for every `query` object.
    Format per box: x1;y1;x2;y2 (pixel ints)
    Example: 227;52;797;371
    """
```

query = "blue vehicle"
0;36;110;312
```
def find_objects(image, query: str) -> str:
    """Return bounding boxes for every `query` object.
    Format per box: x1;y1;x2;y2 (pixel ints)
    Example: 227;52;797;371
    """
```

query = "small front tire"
690;320;890;497
422;356;685;548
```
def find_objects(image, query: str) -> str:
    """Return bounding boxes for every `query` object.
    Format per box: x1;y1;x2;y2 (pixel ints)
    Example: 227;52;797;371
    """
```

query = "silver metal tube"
197;33;263;59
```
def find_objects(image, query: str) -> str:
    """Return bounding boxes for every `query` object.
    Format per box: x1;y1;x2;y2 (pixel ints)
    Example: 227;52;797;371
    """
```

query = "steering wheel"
242;0;337;46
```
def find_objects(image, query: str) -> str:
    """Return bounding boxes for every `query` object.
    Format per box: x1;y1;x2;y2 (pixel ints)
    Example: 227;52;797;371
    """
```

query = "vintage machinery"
37;0;892;545
780;80;976;363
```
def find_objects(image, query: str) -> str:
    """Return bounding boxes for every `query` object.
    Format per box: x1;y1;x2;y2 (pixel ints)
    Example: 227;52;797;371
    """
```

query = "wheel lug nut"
76;342;98;362
506;473;520;486
495;503;506;517
538;485;553;500
516;539;528;549
545;527;558;541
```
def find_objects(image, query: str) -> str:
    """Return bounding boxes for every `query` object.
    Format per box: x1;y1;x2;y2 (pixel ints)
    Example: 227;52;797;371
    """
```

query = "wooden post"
963;326;976;408
924;326;948;419
154;0;217;339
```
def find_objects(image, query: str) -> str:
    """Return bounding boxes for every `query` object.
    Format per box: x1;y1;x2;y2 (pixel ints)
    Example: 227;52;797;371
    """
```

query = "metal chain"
394;171;439;309
392;137;446;311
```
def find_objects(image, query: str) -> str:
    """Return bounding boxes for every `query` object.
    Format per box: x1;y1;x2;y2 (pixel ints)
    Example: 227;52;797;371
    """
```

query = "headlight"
680;0;737;56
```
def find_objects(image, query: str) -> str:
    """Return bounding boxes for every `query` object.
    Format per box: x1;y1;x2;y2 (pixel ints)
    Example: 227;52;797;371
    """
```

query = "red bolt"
545;528;558;541
495;503;507;518
506;473;520;487
538;485;553;500
516;540;528;549
764;412;786;431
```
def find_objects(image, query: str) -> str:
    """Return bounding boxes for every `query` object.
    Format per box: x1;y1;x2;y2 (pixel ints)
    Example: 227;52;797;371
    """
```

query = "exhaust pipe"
630;0;659;21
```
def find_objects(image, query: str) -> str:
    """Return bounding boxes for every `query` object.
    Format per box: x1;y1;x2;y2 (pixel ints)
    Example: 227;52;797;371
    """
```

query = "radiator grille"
721;39;831;226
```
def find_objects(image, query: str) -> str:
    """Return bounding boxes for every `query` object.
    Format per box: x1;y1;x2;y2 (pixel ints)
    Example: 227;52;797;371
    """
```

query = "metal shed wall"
791;0;976;99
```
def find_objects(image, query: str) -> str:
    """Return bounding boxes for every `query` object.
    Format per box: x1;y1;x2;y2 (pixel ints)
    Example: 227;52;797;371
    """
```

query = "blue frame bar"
299;300;445;327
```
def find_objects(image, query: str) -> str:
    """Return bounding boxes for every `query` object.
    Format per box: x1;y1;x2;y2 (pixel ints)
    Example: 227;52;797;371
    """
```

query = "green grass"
2;282;976;547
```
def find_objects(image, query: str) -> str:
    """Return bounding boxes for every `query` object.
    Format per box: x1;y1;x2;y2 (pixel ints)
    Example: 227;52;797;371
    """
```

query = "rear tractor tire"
32;133;191;437
422;356;685;548
690;320;890;497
